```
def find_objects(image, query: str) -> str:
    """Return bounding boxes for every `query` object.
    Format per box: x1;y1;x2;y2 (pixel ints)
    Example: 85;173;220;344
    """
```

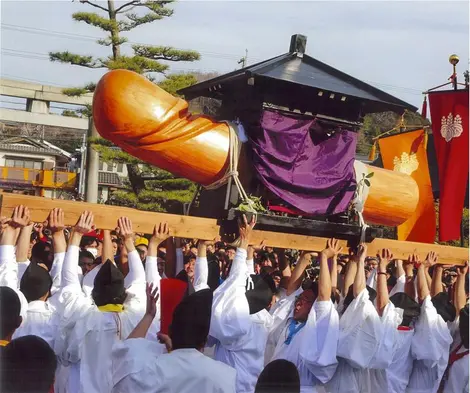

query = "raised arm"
353;244;367;297
454;261;468;315
319;239;342;301
119;217;145;288
342;253;357;297
61;211;94;289
194;239;212;291
48;209;67;293
404;255;416;300
287;252;313;296
429;255;444;297
127;283;160;339
416;254;430;303
376;249;393;316
15;223;33;263
146;222;170;287
101;230;113;265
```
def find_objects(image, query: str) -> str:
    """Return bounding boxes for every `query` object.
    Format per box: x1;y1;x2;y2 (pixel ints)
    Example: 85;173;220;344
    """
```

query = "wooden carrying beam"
1;193;467;266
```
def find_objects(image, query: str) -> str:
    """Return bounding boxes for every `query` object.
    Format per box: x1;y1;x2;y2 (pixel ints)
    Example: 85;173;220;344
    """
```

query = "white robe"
443;346;469;393
111;338;236;393
270;299;339;393
54;245;151;393
406;295;453;393
209;248;274;393
327;289;401;393
386;328;414;393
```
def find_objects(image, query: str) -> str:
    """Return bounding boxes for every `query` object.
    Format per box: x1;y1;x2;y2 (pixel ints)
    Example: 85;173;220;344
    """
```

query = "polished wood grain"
93;69;230;186
363;165;419;226
1;194;466;265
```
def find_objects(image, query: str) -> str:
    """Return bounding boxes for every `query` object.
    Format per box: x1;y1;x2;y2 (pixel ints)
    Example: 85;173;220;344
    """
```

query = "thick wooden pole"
0;193;467;266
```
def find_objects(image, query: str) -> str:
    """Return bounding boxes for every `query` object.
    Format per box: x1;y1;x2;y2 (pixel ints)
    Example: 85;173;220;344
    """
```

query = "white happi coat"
111;338;236;393
327;288;401;393
209;248;274;393
54;245;158;393
269;296;340;393
406;296;453;393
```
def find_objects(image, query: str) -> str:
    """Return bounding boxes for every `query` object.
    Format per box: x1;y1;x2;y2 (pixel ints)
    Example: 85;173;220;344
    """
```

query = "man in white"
111;238;237;393
54;213;150;393
268;239;341;393
209;215;275;393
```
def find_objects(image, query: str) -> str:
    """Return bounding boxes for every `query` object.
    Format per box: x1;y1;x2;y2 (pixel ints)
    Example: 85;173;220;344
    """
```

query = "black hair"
80;236;98;249
183;253;197;265
0;287;22;340
255;359;300;393
1;335;57;393
79;250;96;262
31;242;53;271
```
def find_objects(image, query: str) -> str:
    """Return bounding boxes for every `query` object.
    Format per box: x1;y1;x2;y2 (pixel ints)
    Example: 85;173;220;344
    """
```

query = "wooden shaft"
1;193;467;265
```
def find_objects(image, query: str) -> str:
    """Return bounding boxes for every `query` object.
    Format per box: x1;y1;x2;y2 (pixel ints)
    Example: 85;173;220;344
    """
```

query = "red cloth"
429;90;469;241
160;278;187;335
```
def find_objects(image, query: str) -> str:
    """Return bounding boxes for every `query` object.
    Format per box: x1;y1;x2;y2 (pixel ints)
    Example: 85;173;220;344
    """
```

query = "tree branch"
115;0;140;13
79;0;109;13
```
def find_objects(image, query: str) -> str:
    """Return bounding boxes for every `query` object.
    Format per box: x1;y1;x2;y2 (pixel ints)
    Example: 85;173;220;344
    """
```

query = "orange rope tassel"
368;141;377;161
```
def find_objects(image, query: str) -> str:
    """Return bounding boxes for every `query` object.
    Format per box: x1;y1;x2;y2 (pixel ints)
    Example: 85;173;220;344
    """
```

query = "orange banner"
378;129;436;243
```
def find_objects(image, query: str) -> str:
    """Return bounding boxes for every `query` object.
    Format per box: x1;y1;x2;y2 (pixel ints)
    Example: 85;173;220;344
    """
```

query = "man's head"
31;242;54;271
2;335;57;393
170;288;213;351
20;263;52;303
255;359;300;393
245;273;276;314
184;254;196;279
92;260;126;307
459;304;469;349
365;256;378;270
80;235;100;258
135;237;149;262
390;292;420;327
0;287;22;341
259;252;276;268
79;250;97;275
157;257;166;277
111;238;119;256
293;287;317;322
226;246;236;261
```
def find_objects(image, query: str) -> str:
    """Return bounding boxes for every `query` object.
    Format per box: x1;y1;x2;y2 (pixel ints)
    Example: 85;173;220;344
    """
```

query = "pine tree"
49;0;200;213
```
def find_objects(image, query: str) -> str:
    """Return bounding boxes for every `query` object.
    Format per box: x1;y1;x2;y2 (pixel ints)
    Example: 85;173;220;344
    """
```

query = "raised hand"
48;208;65;233
117;217;134;240
321;238;343;259
145;283;159;319
423;251;438;268
457;261;469;277
239;214;256;238
150;222;170;244
157;332;173;353
74;211;94;234
357;243;368;262
377;249;393;271
10;205;30;229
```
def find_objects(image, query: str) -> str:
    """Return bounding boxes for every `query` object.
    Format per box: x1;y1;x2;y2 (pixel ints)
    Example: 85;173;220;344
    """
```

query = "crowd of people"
0;204;468;393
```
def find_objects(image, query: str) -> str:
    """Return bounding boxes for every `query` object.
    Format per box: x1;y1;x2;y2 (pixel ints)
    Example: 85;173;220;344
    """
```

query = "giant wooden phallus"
93;70;419;227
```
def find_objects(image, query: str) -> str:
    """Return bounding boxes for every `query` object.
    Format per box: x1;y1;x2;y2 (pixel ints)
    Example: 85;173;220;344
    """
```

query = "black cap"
431;292;456;322
255;359;300;393
170;288;213;349
390;292;420;326
92;260;126;307
245;273;276;315
20;263;52;302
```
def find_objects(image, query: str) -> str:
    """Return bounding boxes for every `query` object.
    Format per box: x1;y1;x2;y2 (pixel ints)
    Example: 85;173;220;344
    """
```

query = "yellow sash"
98;304;124;313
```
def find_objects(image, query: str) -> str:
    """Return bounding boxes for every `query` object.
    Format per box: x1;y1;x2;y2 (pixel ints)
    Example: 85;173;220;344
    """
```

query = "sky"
0;0;469;110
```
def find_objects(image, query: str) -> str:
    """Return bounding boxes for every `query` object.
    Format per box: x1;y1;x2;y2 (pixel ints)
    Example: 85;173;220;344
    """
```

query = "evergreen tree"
49;0;201;213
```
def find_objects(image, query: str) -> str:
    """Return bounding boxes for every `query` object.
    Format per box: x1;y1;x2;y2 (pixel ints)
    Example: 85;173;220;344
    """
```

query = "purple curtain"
250;109;357;216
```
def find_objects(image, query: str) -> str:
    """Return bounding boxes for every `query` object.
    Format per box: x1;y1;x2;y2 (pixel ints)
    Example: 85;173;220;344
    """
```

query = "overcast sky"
1;0;469;109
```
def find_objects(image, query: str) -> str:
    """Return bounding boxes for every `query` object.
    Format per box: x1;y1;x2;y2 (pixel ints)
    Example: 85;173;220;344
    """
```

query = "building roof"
0;136;71;158
179;35;417;115
98;171;122;187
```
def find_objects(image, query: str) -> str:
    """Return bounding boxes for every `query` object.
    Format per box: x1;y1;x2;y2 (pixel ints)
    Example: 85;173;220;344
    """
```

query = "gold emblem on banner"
393;152;419;175
441;113;463;142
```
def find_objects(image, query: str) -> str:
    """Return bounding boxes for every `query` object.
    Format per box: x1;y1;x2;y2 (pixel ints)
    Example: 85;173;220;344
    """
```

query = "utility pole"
85;117;99;203
238;49;248;68
78;133;87;197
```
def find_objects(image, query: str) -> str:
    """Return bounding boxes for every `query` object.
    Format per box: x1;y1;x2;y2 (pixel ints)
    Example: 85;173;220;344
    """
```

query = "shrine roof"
179;39;418;114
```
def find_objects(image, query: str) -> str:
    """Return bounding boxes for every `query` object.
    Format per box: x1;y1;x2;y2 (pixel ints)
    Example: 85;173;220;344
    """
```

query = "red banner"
429;89;469;241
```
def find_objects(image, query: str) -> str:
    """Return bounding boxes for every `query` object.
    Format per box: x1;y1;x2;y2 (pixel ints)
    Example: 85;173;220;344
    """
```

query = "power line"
2;23;256;62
